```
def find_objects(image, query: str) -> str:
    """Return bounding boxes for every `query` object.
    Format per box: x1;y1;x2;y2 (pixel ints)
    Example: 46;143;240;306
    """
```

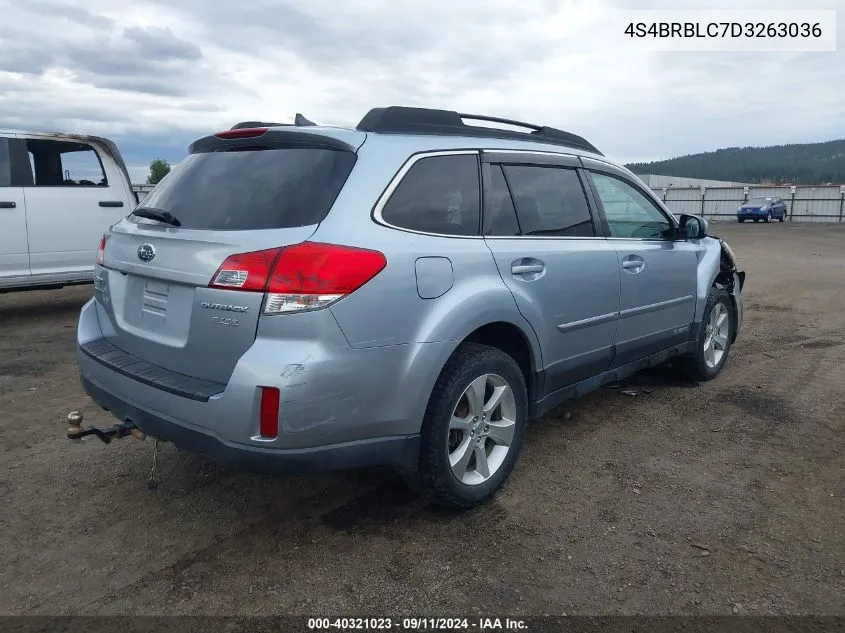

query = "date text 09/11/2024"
624;21;823;38
307;617;528;630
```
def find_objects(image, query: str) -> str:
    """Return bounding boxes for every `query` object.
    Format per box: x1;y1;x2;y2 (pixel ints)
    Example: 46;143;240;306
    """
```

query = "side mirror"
678;214;708;240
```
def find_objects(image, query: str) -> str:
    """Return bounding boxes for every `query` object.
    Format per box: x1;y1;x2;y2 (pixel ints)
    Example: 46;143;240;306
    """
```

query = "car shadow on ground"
0;286;92;320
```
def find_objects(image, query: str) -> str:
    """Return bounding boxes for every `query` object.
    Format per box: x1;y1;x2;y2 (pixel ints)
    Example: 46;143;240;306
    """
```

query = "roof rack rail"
230;113;317;130
356;106;602;155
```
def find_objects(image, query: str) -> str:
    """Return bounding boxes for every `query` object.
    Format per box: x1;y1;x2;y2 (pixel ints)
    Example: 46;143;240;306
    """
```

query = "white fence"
132;183;845;223
133;184;155;203
655;185;845;223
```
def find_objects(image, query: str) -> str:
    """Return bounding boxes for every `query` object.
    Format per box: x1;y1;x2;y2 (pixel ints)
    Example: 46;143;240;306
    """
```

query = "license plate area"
116;274;195;345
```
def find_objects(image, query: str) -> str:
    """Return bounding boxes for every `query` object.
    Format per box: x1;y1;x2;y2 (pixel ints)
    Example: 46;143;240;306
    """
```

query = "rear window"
137;147;356;230
381;154;480;236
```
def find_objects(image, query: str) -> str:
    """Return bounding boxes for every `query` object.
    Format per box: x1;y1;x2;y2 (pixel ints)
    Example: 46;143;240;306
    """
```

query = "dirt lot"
0;223;843;617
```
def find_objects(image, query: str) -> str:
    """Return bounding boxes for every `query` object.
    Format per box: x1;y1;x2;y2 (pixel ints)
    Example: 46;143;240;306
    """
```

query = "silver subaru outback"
76;106;744;508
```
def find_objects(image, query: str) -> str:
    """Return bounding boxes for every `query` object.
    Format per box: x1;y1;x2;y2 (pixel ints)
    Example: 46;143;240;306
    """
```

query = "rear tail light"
210;248;282;292
259;386;280;439
96;234;108;266
209;242;386;314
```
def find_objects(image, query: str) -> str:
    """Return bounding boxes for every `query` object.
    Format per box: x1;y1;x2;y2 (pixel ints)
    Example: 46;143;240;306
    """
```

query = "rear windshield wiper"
131;207;181;227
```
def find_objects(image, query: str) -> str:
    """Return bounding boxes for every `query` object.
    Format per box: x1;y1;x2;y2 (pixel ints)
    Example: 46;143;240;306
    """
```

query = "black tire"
675;287;734;382
737;218;745;223
410;343;528;509
779;214;785;223
753;218;759;223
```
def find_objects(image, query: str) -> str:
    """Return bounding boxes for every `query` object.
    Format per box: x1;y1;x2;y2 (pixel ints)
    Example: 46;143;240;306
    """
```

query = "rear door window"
24;139;108;187
381;154;480;236
137;147;357;231
501;165;595;237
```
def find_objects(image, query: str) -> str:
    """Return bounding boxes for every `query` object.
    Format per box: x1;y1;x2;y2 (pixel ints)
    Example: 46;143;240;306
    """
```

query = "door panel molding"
619;294;694;318
556;311;618;333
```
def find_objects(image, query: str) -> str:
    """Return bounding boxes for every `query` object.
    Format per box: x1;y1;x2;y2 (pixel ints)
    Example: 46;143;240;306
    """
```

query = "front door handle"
621;254;645;274
0;201;16;209
99;201;125;208
511;263;545;275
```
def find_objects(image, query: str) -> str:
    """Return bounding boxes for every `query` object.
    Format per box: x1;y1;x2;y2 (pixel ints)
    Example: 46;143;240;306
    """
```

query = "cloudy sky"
1;0;842;182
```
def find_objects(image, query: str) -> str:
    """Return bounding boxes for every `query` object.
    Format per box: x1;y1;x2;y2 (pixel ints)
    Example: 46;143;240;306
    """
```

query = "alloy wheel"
447;374;516;486
704;303;730;369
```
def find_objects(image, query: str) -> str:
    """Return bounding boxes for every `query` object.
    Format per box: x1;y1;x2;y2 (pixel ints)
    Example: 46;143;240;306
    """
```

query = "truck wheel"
411;343;528;508
675;288;734;382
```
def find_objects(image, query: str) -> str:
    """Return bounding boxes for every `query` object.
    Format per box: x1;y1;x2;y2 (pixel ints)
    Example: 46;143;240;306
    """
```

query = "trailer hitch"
66;411;146;444
66;411;163;488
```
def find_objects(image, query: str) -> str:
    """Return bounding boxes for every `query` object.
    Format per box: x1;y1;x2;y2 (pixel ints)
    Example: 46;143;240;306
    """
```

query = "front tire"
737;218;745;223
675;288;735;382
411;343;528;509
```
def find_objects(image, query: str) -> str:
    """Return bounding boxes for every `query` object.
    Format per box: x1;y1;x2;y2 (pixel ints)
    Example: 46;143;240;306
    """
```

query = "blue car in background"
737;196;787;223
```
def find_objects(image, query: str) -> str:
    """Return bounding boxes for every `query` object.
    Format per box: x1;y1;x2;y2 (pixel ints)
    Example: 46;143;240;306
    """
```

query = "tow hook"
66;411;146;443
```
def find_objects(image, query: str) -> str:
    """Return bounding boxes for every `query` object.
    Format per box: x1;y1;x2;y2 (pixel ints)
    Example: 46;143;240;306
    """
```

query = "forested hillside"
626;139;845;184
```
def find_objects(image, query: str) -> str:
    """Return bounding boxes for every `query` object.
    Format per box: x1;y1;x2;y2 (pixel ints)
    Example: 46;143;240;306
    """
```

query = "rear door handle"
0;201;16;209
621;254;645;273
511;263;545;275
99;201;124;208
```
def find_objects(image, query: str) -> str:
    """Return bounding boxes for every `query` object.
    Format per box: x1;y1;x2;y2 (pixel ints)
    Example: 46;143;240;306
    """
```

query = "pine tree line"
626;139;845;185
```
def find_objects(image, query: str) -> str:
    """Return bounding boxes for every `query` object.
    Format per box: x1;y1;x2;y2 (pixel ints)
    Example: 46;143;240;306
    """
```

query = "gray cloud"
0;46;52;75
19;0;115;28
146;0;554;90
123;26;202;61
0;5;204;98
92;76;191;98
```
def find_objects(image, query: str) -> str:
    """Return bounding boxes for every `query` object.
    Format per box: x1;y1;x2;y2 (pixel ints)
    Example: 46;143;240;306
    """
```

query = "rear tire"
410;343;528;509
753;219;760;223
675;288;734;382
737;218;745;223
779;214;785;223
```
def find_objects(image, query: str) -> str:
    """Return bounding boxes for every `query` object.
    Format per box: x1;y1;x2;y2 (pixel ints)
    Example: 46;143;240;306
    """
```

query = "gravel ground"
1;223;843;616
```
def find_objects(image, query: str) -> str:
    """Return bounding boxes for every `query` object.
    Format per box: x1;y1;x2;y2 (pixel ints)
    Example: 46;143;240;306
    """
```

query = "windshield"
746;197;771;206
137;147;356;231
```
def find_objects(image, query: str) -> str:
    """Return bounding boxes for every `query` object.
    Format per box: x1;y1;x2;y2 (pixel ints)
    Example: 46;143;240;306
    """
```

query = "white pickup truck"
0;130;138;292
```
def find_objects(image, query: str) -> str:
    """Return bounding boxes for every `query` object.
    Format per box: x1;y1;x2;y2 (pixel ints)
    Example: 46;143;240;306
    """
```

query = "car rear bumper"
80;374;420;474
75;297;453;474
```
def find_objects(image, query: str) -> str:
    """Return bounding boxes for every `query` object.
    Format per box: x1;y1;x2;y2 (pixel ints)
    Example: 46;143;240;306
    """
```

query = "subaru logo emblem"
137;243;156;262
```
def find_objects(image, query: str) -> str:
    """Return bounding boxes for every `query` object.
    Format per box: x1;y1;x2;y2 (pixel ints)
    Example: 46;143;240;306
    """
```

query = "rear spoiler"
230;113;317;130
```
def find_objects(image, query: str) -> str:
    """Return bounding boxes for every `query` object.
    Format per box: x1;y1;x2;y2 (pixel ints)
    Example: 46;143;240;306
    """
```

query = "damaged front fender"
713;237;745;340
